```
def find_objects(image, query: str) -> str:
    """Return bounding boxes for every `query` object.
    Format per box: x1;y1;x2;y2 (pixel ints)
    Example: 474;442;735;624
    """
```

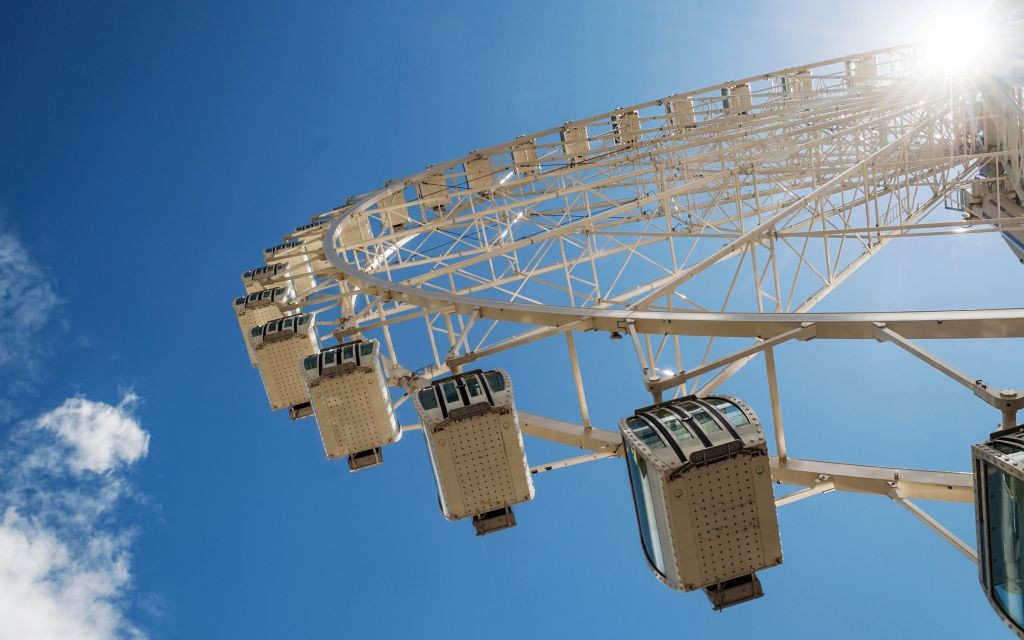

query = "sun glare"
919;6;994;75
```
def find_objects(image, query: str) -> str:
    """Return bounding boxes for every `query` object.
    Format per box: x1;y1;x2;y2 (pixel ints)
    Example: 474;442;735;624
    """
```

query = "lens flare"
918;6;994;75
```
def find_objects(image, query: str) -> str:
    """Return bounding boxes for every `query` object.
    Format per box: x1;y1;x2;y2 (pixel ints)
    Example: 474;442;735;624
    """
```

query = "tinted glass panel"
343;346;354;360
466;377;483;398
360;343;374;357
303;355;318;370
992;441;1024;456
682;402;721;433
625;444;666;577
484;372;505;392
324;351;335;364
712;399;750;427
652;409;693;441
442;381;460;403
418;389;439;411
627;417;666;450
985;462;1024;631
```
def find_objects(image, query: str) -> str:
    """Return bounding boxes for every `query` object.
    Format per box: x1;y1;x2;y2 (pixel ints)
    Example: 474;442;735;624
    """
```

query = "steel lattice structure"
290;44;1024;509
240;25;1024;633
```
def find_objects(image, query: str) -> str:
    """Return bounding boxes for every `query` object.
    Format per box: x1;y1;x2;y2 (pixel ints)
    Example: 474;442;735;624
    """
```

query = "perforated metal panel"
665;97;695;128
427;410;533;520
310;369;398;459
671;454;780;588
243;280;266;294
377;191;410;228
287;260;317;296
611;110;641;144
236;316;260;366
464;155;493;192
341;215;373;247
236;304;288;367
511;138;538;175
254;335;317;410
249;304;283;326
310;257;332;273
560;124;589;161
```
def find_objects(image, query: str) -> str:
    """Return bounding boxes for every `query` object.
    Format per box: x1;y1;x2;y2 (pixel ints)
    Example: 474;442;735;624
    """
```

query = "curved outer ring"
322;42;1024;342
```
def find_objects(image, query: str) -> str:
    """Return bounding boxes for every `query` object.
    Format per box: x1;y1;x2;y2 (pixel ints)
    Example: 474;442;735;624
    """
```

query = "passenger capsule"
620;395;782;609
302;339;401;472
261;241;318;294
294;221;327;234
249;313;319;420
289;257;318;295
510;137;539;175
375;190;410;229
286;223;326;257
242;263;290;294
413;369;534;535
264;239;302;264
611;109;642;145
973;427;1024;637
233;286;294;367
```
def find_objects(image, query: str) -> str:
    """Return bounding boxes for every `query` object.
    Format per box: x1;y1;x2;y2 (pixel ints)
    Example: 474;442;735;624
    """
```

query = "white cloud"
0;393;149;640
35;394;150;475
0;226;61;419
0;509;135;640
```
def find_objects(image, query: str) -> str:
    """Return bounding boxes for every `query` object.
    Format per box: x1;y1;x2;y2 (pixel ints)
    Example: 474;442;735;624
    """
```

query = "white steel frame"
256;43;1024;564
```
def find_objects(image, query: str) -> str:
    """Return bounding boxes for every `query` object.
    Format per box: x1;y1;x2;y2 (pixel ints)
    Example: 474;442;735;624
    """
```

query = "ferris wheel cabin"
413;369;534;535
290;222;333;268
973;427;1024;637
289;221;326;246
302;339;401;472
264;240;317;294
264;239;302;264
242;263;290;294
249;313;319;420
233;286;295;367
620;395;781;610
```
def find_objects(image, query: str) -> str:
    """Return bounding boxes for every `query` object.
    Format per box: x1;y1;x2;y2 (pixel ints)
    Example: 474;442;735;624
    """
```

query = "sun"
918;5;994;76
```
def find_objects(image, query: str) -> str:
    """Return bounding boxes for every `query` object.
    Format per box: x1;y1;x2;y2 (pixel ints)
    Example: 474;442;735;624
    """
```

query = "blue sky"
1;1;1020;638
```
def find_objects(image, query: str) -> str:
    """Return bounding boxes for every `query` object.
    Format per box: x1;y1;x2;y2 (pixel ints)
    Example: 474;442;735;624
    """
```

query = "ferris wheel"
234;6;1024;635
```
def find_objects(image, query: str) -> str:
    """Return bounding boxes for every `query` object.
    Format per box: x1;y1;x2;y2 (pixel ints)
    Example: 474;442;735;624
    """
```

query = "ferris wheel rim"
322;200;1024;340
315;39;1013;341
314;41;918;202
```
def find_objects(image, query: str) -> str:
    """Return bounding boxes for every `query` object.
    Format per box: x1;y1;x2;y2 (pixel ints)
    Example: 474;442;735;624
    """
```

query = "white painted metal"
303;339;401;467
775;476;833;507
888;483;978;563
621;395;781;608
250;313;319;415
413;369;534;534
234;286;295;366
266;42;1021;496
236;27;1024;623
241;263;289;294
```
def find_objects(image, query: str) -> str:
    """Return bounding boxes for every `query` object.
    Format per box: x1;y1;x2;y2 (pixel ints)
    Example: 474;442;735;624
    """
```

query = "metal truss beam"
648;322;816;393
887;483;978;563
511;413;972;503
873;323;1024;427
